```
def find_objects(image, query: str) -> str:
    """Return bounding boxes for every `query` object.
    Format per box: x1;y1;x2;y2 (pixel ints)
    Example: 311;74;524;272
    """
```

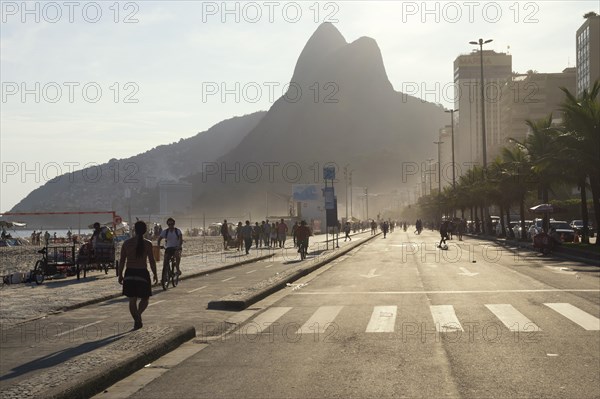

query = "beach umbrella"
0;221;27;228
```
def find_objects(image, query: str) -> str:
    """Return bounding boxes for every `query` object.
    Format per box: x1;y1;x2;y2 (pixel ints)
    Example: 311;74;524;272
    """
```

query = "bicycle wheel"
171;260;179;287
33;260;45;285
161;265;170;290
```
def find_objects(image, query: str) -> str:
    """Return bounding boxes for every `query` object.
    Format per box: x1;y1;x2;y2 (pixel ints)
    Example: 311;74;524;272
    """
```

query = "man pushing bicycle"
157;217;183;278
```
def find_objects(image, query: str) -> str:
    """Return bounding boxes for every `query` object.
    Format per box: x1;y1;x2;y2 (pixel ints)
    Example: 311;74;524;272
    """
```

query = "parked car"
549;221;575;242
569;220;596;237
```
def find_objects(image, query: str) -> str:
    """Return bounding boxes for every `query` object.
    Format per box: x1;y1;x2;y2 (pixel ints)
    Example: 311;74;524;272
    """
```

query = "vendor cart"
31;245;77;285
76;241;118;279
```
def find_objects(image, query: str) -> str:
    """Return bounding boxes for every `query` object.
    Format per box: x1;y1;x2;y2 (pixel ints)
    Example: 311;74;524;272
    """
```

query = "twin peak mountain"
12;23;447;217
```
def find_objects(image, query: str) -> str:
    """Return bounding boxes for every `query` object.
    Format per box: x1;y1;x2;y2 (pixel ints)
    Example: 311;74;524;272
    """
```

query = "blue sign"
323;167;335;181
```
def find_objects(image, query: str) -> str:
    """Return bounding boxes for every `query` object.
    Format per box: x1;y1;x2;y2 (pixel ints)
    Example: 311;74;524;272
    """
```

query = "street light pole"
349;171;353;219
343;165;349;221
427;158;434;195
365;187;369;221
470;38;493;234
445;109;458;189
434;141;444;221
469;38;492;168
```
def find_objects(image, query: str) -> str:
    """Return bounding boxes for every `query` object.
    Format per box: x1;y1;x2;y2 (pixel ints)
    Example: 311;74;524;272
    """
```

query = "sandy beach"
0;236;223;277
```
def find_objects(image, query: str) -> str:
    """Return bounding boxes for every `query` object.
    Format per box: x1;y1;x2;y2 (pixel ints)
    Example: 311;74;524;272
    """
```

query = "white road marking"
222;277;236;282
55;320;104;337
359;268;381;279
148;300;165;307
365;306;397;333
458;267;479;277
293;289;600;295
187;285;207;293
246;270;257;274
297;306;343;334
485;304;541;332
544;303;600;331
248;307;293;333
430;305;464;332
264;263;274;268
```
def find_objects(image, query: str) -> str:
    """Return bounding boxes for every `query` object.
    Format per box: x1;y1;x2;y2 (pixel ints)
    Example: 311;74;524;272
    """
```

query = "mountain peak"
290;23;347;83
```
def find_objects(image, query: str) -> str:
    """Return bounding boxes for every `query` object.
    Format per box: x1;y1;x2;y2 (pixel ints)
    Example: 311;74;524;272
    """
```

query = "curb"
0;325;196;399
207;233;381;310
48;325;196;399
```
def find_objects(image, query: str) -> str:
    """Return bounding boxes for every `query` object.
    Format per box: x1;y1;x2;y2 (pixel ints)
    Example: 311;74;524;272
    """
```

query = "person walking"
263;220;271;247
382;221;389;238
253;222;261;249
270;222;278;247
236;222;243;251
277;219;288;248
344;222;352;241
241;220;253;255
118;221;158;330
220;220;229;250
439;220;449;248
291;221;299;247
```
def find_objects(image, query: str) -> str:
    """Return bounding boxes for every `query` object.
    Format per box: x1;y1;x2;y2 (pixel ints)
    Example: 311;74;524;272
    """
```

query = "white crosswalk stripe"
430;305;464;332
544;303;600;331
365;306;397;332
485;304;541;332
247;303;599;335
297;306;343;334
250;307;293;333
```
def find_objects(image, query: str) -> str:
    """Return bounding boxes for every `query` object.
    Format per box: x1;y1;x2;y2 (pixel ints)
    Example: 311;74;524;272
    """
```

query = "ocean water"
3;229;93;239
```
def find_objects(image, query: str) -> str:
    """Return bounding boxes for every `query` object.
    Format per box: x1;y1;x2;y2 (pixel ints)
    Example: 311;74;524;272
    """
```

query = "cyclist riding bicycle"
157;217;183;277
295;220;311;258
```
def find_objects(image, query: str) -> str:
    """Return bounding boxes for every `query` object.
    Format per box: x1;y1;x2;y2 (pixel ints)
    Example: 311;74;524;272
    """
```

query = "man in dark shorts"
118;221;158;330
221;219;229;250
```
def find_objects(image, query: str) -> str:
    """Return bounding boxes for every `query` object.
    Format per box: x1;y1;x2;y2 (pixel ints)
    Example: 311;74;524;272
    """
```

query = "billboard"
292;184;320;201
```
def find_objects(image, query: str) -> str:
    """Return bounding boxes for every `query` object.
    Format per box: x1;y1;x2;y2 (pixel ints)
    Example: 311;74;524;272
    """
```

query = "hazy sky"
1;0;598;212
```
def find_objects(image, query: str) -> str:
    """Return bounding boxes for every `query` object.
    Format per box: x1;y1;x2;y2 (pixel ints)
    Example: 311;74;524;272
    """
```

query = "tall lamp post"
343;165;350;221
470;38;493;234
434;141;444;222
427;158;434;195
444;109;458;188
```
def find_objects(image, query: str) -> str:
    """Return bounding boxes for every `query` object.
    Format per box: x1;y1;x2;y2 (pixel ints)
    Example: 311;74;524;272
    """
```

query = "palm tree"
510;115;561;232
559;81;600;245
501;146;531;240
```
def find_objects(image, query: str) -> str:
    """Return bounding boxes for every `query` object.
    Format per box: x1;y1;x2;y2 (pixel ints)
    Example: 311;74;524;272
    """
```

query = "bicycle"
161;246;181;290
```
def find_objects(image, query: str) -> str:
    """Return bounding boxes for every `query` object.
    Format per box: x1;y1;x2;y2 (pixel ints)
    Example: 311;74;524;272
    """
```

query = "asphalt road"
114;229;600;399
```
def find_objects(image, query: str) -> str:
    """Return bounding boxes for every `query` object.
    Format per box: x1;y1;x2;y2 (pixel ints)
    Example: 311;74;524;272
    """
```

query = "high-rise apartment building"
453;50;512;172
576;13;600;96
499;68;576;148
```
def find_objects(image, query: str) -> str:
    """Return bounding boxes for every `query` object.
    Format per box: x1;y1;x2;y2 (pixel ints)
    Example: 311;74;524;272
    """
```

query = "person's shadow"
0;331;129;382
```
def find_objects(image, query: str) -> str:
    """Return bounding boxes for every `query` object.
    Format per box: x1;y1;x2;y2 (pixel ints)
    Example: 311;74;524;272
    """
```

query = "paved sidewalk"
0;250;274;329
